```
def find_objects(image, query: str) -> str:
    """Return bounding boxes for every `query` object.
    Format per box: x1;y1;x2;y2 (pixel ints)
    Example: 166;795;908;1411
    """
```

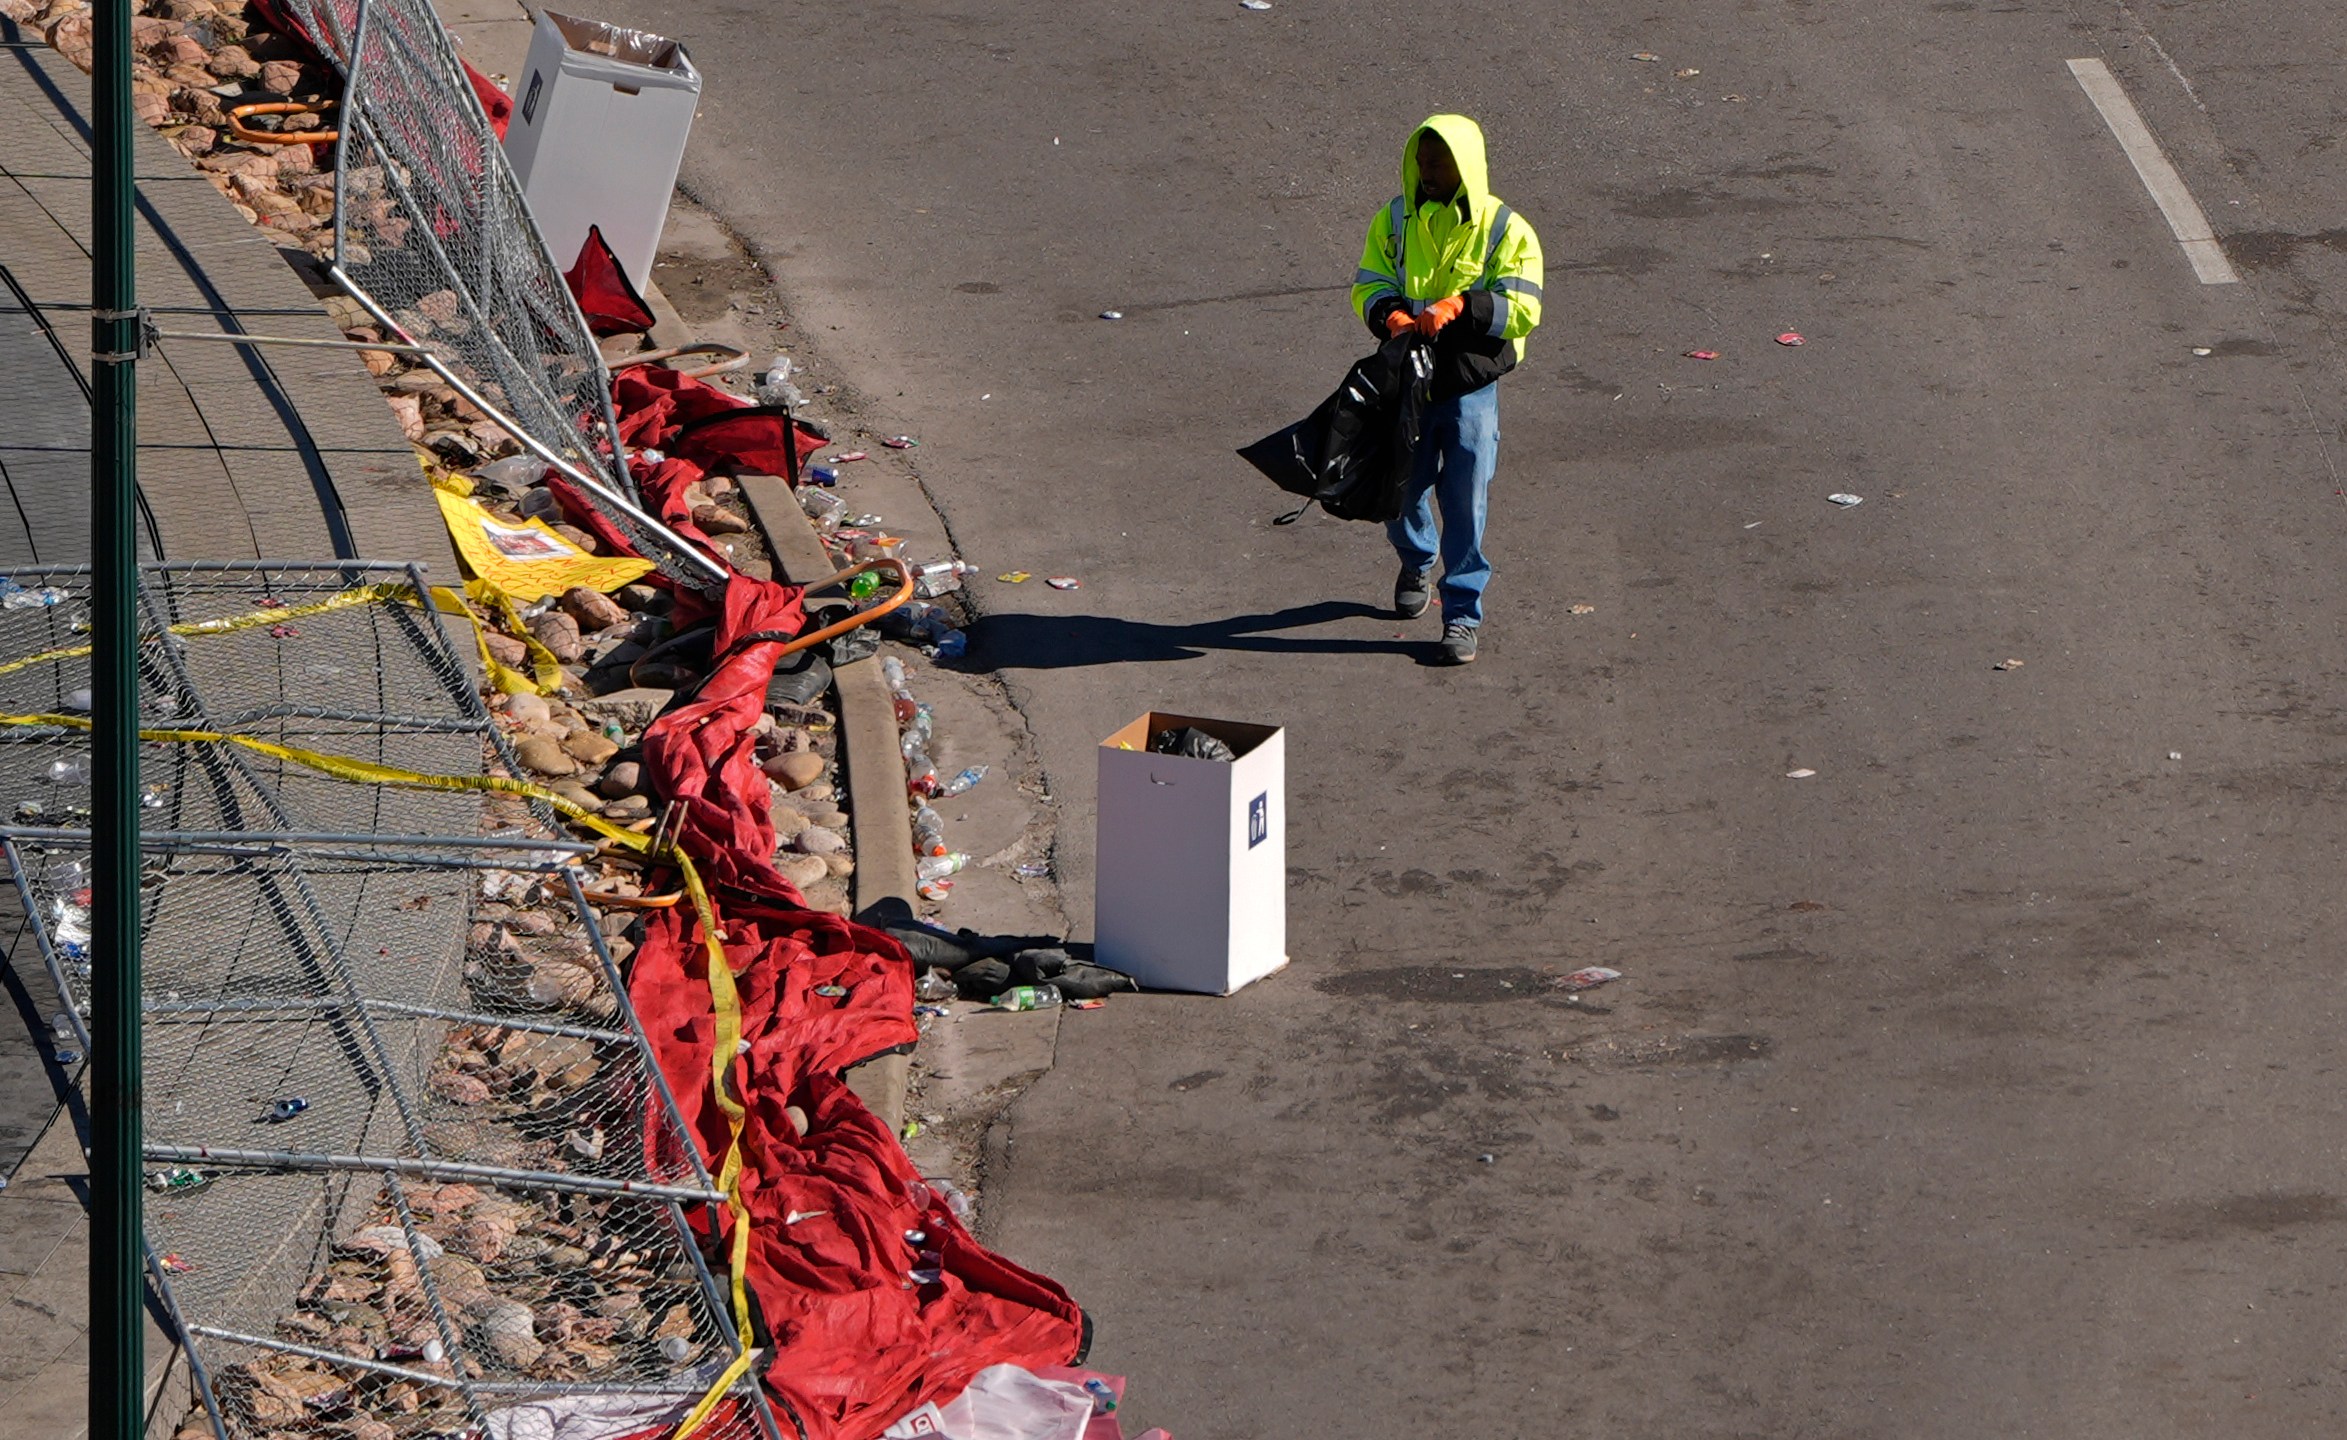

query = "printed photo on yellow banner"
433;486;654;602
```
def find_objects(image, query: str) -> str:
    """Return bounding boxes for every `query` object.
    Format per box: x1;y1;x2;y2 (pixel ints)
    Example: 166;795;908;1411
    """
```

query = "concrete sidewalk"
0;21;453;1436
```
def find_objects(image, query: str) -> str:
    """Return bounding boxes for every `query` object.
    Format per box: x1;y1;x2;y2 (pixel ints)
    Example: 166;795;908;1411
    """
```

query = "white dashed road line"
2067;57;2239;285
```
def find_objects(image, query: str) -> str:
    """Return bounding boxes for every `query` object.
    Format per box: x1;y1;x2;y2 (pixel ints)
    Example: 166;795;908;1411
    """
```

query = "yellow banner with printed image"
432;485;654;602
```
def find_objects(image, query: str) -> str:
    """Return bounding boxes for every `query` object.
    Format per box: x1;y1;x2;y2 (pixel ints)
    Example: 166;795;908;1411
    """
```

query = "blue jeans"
1387;383;1499;626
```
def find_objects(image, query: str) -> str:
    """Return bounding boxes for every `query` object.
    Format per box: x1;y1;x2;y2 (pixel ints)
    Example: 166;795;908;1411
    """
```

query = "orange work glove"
1414;295;1466;338
1382;308;1416;338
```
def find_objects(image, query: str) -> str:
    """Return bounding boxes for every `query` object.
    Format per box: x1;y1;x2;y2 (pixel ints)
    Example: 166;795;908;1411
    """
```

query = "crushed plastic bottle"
914;970;957;1002
755;354;807;410
990;984;1063;1012
938;765;988;798
0;579;71;609
913;560;976;598
45;758;90;786
925;1176;975;1223
799;487;847;529
916;852;969;882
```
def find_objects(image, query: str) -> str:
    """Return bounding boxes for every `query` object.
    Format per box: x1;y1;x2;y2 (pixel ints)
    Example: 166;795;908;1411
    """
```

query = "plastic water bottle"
990;984;1062;1012
914;561;974;598
916;853;968;882
1083;1380;1118;1415
905;754;939;797
938;765;987;798
881;656;910;690
756;354;806;409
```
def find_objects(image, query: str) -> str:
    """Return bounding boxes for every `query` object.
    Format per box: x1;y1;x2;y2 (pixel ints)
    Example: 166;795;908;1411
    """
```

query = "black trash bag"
1150;726;1236;763
1009;947;1138;1000
1238;333;1435;525
854;897;1057;972
952;957;1012;1001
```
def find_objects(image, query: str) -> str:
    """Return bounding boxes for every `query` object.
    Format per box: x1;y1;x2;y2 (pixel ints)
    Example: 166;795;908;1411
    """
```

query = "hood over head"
1402;114;1490;209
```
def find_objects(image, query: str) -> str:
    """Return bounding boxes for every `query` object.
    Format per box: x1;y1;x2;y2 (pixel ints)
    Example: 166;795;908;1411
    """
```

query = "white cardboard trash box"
503;10;700;294
1095;712;1286;995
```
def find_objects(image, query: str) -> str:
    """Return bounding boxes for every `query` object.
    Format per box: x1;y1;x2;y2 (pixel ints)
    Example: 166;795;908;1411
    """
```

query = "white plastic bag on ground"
883;1364;1095;1440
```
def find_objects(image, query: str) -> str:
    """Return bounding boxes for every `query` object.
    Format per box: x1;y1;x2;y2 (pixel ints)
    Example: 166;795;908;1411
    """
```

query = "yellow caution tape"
672;852;757;1439
0;581;414;680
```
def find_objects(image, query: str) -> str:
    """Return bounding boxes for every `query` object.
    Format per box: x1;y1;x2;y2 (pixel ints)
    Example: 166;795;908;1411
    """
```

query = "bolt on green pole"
90;0;145;1431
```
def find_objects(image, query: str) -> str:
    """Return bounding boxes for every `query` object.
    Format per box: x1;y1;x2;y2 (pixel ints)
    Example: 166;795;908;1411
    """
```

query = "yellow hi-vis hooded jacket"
1350;114;1544;398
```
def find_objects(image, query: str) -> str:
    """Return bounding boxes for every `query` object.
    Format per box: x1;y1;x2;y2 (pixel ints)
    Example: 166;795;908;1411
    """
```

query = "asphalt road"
605;1;2347;1433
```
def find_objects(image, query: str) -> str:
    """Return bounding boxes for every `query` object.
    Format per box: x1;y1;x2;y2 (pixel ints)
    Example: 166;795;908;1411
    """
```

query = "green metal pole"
90;0;144;1430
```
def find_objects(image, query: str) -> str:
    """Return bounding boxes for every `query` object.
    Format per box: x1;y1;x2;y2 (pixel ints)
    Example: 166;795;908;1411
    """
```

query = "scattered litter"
1776;331;1805;346
1826;493;1863;507
1014;861;1051;878
1674;67;1701;78
901;1120;923;1139
1684;349;1720;361
990;984;1062;1012
813;983;847;998
1555;966;1623;993
882;435;920;448
1477;1153;1496;1164
808;463;841;485
785;1209;829;1226
159;1253;194;1274
268;623;300;639
833;450;869;462
1632;51;1661;62
2167;751;2183;761
1786;768;1817;778
1099;310;1125;320
2191;346;2213;356
1069;998;1106;1010
1240;0;1271;8
1994;658;2024;671
55;1049;80;1064
264;1096;309;1123
998;571;1031;583
939;765;989;797
1724;92;1748;101
913;1003;951;1018
1045;576;1081;590
1744;521;1762;529
1568;604;1597;616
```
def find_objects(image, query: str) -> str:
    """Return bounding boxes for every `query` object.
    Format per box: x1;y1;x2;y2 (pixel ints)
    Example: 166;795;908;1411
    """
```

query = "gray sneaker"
1394;567;1433;620
1439;622;1478;665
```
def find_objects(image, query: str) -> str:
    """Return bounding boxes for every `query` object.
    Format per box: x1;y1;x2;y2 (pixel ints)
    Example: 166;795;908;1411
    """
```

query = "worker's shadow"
965;600;1426;671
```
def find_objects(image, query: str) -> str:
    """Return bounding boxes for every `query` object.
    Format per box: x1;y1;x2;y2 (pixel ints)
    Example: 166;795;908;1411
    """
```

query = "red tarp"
566;225;656;336
601;370;1085;1439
